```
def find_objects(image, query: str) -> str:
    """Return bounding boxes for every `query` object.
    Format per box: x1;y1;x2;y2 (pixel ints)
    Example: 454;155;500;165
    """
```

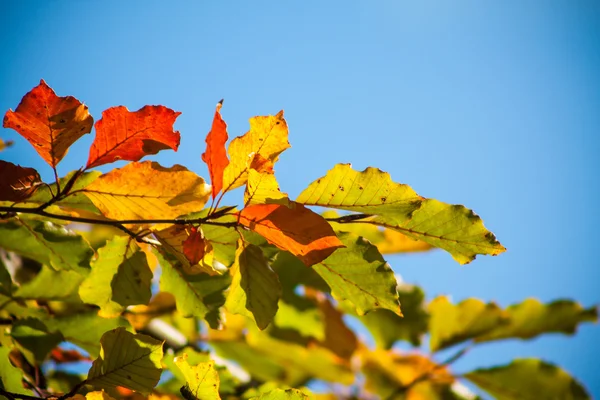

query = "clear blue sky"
1;1;599;397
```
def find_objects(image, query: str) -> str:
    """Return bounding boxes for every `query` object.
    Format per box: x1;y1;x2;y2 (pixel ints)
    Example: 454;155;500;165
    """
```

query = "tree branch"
0;389;44;400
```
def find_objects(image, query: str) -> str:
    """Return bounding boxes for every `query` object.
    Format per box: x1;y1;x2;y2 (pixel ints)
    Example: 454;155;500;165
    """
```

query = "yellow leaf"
222;111;290;193
244;169;290;207
174;353;221;400
83;161;210;224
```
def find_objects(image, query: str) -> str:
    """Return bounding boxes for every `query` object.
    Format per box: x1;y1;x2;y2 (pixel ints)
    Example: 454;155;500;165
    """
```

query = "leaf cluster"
0;81;596;400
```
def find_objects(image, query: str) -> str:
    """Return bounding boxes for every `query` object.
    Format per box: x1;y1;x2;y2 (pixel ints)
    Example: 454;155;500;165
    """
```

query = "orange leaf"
0;160;41;202
3;80;94;167
201;101;229;199
238;202;344;266
86;105;181;168
50;347;90;363
182;227;207;266
249;153;274;174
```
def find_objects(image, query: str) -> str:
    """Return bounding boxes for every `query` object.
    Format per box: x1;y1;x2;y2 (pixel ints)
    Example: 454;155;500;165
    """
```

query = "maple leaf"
222;111;290;193
86;105;181;168
0;160;41;202
237;202;343;266
201;101;229;199
82;161;210;222
3;80;94;167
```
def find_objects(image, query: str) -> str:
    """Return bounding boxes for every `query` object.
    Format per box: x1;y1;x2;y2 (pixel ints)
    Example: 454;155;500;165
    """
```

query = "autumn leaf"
86;105;180;168
182;226;209;266
3;80;94;167
222;111;289;193
82;161;210;222
0;138;15;151
0;346;34;397
174;353;221;400
237;202;343;266
297;164;505;264
244;169;290;207
0;160;41;202
225;241;281;330
202;101;229;199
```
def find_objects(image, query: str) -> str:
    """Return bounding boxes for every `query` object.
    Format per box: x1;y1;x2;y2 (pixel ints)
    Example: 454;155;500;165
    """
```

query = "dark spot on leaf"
59;119;66;123
339;186;344;191
374;302;380;306
381;197;387;203
359;186;363;190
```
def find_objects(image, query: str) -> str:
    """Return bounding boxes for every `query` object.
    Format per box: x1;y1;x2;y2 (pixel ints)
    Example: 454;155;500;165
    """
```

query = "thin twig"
0;389;43;400
57;380;87;400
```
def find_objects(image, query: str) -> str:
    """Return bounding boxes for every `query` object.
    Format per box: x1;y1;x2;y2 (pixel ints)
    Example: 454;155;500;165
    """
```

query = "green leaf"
15;265;84;301
0;218;93;274
360;284;428;348
297;164;505;264
271;251;329;293
0;253;14;296
429;296;507;352
225;242;281;330
44;312;131;358
428;297;598;351
465;359;590;400
312;232;401;316
87;328;163;394
0;346;33;397
10;318;63;363
46;371;85;396
250;388;310;400
27;170;102;213
174;353;221;400
79;236;153;317
475;298;598;343
157;249;231;329
274;295;325;341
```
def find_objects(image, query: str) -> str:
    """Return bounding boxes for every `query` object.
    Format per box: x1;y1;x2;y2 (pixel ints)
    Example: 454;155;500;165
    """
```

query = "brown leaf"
0;160;41;202
201;101;229;199
3;80;94;167
86;105;180;168
238;202;344;266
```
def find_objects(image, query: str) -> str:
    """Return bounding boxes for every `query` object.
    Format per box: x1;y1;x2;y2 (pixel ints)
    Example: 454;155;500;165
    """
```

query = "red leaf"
50;347;90;363
182;227;207;265
201;101;229;199
86;105;181;168
238;202;344;266
0;160;41;202
3;80;94;167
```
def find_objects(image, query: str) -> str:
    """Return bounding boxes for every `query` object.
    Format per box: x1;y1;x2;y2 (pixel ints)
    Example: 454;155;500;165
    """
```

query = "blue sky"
1;1;599;397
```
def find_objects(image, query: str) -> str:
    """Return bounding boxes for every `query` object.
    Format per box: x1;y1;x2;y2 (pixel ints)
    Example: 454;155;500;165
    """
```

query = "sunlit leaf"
225;241;281;330
156;249;230;329
429;296;507;352
238;202;343;266
244;170;290;207
10;318;63;362
87;328;163;394
86;105;180;168
15;265;84;301
27;170;101;213
428;297;598;351
3;80;93;167
222;111;289;193
324;210;432;254
270;251;330;293
0;161;41;202
465;359;590;400
297;164;505;264
202;101;229;199
82;161;210;222
312;232;401;316
0;218;93;274
249;388;310;400
79;236;153;317
274;294;325;341
0;346;33;397
174;353;220;400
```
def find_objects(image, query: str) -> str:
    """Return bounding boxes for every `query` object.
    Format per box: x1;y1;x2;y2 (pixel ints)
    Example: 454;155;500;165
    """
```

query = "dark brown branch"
324;213;371;223
0;388;44;400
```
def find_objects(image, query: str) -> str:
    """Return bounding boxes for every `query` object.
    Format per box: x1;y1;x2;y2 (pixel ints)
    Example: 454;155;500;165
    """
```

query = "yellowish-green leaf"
0;218;93;275
10;318;63;363
297;164;505;264
312;232;401;316
174;353;221;400
475;298;598;343
429;296;507;352
87;328;163;394
0;346;33;398
15;265;84;301
465;359;590;400
222;111;289;193
323;210;432;254
359;284;428;348
225;241;281;330
250;388;310;400
82;161;210;223
156;249;231;329
79;236;153;317
429;297;598;351
274;296;325;341
245;169;290;207
27;170;102;213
